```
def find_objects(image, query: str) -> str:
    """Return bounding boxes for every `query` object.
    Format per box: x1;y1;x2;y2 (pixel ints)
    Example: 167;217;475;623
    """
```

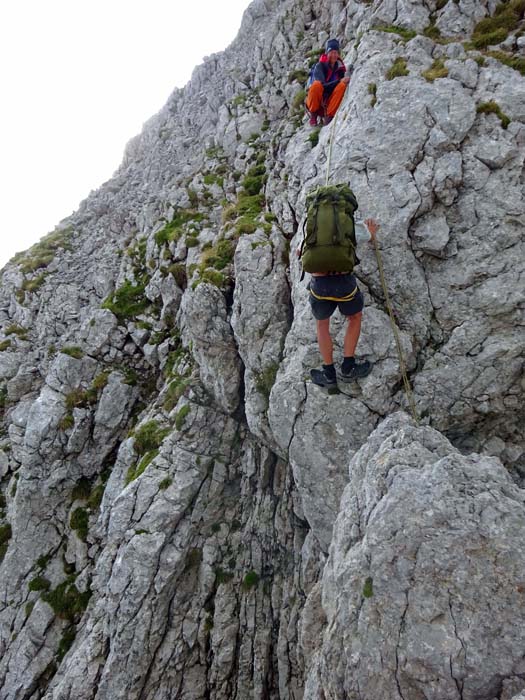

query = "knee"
317;318;331;332
309;80;323;94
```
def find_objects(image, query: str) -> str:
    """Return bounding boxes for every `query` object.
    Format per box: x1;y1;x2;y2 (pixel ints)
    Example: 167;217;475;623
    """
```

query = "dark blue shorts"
308;273;364;320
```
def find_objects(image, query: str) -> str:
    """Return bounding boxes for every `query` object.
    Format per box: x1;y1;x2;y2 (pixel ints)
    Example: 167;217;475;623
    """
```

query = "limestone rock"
305;413;525;700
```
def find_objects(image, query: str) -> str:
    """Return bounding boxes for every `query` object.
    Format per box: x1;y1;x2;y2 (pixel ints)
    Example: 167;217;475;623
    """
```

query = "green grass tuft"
486;49;525;75
175;404;191;431
28;575;51;592
421;58;449;81
377;25;417;41
476;100;511;128
102;280;149;321
386;57;409;79
132;421;170;455
42;579;91;622
242;571;259;591
254;363;279;400
57;626;76;661
363;576;374;598
70;508;89;541
72;477;91;501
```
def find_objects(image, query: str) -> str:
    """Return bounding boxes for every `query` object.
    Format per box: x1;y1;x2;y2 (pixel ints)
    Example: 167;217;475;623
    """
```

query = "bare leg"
344;311;362;358
316;318;333;364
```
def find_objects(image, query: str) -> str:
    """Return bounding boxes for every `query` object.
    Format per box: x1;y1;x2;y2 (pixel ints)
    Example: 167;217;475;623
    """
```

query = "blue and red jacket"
311;54;347;97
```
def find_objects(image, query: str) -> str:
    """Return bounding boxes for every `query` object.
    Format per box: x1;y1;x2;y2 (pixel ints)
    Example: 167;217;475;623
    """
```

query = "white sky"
0;0;251;269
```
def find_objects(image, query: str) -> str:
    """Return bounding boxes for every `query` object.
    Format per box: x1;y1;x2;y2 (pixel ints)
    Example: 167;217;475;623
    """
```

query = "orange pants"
306;80;347;118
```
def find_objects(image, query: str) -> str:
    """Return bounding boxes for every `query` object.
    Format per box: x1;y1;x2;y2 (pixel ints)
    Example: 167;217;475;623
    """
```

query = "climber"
301;215;380;387
305;38;352;127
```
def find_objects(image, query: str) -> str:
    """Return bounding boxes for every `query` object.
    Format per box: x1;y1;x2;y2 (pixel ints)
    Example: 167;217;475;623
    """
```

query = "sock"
322;363;336;379
342;356;355;373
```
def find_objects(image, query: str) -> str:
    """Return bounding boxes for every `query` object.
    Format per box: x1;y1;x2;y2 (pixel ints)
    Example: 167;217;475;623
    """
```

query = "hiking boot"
323;115;333;126
310;366;337;387
340;359;372;382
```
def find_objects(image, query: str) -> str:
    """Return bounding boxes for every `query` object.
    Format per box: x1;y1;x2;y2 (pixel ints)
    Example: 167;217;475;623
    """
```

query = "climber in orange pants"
305;38;352;127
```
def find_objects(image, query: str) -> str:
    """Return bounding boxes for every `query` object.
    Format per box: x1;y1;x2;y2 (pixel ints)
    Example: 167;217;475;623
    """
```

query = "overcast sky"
0;0;251;269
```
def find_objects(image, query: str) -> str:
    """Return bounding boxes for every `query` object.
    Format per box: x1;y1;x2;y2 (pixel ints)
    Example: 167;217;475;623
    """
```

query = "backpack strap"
332;199;341;245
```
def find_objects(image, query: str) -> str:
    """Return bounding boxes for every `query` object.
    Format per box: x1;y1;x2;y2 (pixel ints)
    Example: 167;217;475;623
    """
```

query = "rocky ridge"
0;0;524;698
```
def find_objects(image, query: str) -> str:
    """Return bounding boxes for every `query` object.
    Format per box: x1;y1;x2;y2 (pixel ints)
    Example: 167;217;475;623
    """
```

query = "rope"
322;80;419;423
325;111;339;186
372;238;419;423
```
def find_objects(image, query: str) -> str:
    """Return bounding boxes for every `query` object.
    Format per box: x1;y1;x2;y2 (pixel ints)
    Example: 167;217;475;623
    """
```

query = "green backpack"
301;184;359;274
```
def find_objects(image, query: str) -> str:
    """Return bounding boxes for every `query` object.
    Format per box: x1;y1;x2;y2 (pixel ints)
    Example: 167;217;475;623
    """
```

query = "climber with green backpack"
298;183;379;387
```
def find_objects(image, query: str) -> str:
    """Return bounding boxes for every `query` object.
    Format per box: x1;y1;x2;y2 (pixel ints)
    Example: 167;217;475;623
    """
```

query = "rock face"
0;0;524;698
305;412;525;700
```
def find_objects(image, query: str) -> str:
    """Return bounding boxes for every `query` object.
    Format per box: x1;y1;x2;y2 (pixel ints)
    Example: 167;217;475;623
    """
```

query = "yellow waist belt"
309;285;359;302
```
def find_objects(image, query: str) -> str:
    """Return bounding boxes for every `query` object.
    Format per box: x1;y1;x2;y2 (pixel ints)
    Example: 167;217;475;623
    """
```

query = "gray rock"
305;413;525;700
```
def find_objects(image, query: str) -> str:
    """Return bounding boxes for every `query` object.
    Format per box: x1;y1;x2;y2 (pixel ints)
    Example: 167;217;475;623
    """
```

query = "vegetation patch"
288;68;309;83
175;404;191;431
154;209;204;247
42;578;91;622
363;576;374;598
70;507;89;541
486;48;525;75
60;346;84;360
477;100;511;128
5;324;28;339
308;127;321;148
215;567;234;585
87;483;105;510
423;22;442;40
59;413;75;431
0;340;11;351
102;280;149;321
368;82;377;107
57;626;76;661
203;173;224;187
0;523;12;562
72;477;91;501
21;273;46;294
422;58;449;81
36;553;52;570
292;89;307;111
91;370;111;393
126;450;159;485
376;25;417;41
255;363;279;400
201;239;236;271
29;575;51;592
12;227;73;273
185;235;200;248
166;263;187;289
192;269;227;290
186;548;202;569
158;477;172;490
242;571;259;591
386;57;409;79
241;164;267;196
163;377;188;412
65;387;94;412
132;420;170;455
471;0;525;49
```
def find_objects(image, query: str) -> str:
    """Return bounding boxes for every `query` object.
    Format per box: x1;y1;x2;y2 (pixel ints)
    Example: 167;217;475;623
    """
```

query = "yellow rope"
323;86;419;422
